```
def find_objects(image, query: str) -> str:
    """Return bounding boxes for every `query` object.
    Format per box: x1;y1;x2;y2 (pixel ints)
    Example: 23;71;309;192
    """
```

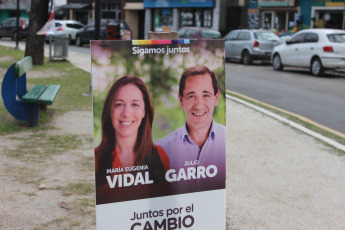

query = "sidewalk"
1;41;345;229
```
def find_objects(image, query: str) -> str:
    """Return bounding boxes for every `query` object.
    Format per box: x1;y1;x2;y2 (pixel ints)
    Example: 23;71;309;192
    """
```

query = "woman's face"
111;84;145;139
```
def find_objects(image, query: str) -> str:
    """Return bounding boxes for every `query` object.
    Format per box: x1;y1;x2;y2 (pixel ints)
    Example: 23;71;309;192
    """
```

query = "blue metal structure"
1;57;40;126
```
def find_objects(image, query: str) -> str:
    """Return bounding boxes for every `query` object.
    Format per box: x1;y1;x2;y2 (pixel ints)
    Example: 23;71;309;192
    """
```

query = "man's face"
179;73;219;131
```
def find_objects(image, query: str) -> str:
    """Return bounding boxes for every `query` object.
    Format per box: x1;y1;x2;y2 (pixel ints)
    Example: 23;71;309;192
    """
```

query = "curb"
226;91;345;153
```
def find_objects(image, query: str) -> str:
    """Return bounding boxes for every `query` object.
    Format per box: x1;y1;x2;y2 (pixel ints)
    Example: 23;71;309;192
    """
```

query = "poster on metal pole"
91;39;226;230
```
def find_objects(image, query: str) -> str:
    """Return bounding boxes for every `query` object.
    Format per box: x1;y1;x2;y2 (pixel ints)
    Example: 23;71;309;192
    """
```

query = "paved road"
226;61;345;135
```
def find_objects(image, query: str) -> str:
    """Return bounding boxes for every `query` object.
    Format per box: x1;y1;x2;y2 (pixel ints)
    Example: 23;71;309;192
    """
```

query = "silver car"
225;29;281;65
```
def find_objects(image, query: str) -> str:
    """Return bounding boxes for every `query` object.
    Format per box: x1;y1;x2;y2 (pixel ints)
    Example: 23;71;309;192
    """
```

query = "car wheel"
76;36;82;47
241;50;252;65
12;32;17;41
310;57;324;76
272;54;284;71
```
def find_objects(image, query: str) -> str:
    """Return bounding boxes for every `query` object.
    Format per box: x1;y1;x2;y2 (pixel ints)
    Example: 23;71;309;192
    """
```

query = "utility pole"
95;0;101;40
15;0;20;50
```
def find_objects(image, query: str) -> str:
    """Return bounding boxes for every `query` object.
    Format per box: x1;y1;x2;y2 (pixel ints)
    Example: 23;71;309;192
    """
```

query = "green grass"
5;165;41;185
34;218;66;230
0;46;24;68
227;91;345;150
5;133;83;160
61;182;94;196
0;45;92;135
76;198;95;209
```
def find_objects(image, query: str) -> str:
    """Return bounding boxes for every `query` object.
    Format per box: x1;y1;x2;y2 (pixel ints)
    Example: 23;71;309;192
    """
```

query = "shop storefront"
258;0;298;31
0;0;30;22
311;1;345;30
143;0;216;33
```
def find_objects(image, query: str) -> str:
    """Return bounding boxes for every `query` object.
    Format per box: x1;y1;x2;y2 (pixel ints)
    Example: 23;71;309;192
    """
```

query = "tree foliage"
25;0;49;65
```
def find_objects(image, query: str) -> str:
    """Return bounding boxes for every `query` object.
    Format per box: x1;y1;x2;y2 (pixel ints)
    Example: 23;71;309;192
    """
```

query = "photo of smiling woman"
94;75;170;205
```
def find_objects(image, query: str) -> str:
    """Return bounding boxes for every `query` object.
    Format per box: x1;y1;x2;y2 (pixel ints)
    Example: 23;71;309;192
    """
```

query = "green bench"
1;56;61;126
22;84;60;106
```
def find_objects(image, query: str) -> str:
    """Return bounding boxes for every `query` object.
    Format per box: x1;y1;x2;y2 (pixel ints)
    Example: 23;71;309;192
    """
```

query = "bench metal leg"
40;103;47;111
30;103;40;127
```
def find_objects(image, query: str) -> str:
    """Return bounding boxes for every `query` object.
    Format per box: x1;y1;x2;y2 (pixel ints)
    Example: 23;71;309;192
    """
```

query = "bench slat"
22;85;47;103
15;56;33;78
38;85;60;105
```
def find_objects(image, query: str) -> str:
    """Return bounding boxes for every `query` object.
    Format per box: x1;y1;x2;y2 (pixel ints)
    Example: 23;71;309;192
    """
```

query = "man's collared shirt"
155;120;226;194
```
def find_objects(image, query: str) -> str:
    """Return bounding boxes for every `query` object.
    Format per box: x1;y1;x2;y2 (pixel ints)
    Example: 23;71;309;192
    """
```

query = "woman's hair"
95;75;166;186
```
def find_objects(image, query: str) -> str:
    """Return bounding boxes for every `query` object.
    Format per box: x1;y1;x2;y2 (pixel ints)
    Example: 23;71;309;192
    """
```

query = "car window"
201;30;221;39
289;33;305;43
4;19;15;27
225;31;239;41
66;23;84;29
305;33;318;43
178;28;186;37
184;29;196;38
238;32;250;40
55;22;62;27
255;32;280;41
327;34;345;43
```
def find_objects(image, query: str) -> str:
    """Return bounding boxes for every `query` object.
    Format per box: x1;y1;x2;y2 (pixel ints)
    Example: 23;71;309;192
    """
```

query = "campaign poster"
91;39;226;230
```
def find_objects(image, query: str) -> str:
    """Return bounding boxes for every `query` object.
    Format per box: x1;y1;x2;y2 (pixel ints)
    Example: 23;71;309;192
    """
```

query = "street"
226;61;345;135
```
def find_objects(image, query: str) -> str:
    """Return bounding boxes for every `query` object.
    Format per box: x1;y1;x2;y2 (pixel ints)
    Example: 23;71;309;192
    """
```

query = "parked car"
76;20;131;47
224;29;282;65
178;27;222;39
272;29;345;76
45;20;85;44
0;17;29;40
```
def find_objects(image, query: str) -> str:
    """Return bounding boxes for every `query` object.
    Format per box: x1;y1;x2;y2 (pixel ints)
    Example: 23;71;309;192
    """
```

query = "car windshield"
327;34;345;43
255;32;280;41
201;30;221;39
178;28;186;37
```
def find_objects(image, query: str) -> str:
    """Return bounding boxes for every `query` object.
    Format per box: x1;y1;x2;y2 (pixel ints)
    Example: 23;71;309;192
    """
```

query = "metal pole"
15;0;20;50
95;0;101;40
49;35;52;61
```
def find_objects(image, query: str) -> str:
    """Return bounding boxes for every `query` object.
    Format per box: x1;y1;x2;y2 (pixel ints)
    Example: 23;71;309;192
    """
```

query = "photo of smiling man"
155;65;226;194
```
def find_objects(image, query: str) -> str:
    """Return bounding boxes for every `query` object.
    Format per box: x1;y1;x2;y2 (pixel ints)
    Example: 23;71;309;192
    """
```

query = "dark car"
0;17;29;40
178;27;222;39
76;20;131;47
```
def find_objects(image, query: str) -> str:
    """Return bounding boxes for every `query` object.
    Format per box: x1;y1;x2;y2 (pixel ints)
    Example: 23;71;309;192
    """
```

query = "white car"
47;20;85;44
272;29;345;76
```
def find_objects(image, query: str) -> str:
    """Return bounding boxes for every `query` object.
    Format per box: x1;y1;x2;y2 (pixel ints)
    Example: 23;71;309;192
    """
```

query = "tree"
25;0;49;65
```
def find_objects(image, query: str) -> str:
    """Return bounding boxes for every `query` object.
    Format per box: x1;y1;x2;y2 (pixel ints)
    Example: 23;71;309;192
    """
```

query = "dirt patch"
50;111;93;136
0;111;96;230
0;56;15;62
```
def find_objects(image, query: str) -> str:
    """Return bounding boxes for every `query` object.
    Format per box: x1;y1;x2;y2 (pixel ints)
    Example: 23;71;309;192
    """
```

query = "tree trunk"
25;0;49;65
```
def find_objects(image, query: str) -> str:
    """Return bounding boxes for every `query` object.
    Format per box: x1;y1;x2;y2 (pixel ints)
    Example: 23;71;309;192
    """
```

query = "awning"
144;0;214;8
61;3;92;10
124;3;144;10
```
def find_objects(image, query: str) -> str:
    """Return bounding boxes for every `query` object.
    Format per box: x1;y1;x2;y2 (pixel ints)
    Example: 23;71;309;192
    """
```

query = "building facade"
1;0;344;40
62;0;124;25
0;0;30;22
309;0;345;29
251;0;345;31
